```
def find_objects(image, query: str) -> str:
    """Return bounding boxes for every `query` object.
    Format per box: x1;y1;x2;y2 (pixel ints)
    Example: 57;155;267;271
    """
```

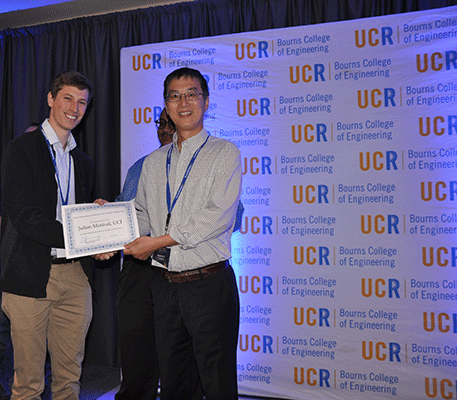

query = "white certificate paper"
62;201;139;259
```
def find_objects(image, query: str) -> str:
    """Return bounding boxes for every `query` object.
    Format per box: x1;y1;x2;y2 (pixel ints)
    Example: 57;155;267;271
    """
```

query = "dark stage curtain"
0;0;455;367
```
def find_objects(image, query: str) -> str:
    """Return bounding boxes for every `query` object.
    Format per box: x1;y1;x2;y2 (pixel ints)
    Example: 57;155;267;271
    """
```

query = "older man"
124;67;241;400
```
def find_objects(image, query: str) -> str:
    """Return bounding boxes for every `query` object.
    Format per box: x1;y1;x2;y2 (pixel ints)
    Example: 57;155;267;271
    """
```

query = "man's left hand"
123;236;158;260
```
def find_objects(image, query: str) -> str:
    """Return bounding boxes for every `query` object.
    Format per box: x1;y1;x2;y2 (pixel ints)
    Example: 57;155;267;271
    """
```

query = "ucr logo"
359;151;398;171
237;98;271;117
360;215;400;234
235;41;269;60
289;64;326;83
291;124;328;143
294;368;330;387
419;115;457;136
357;88;396;108
239;216;273;235
294;307;330;327
239;334;273;353
293;185;329;204
421;181;457;201
132;53;162;71
416;50;457;73
423;312;457;334
238;276;273;294
242;156;272;175
293;246;330;266
361;278;400;298
424;377;456;399
133;106;162;125
354;27;394;48
362;341;401;362
422;247;457;267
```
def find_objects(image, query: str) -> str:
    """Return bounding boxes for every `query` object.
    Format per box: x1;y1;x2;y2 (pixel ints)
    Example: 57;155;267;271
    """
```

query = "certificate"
62;201;139;259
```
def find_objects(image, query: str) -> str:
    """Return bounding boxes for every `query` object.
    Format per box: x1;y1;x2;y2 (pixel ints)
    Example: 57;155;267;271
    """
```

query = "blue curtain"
0;0;455;366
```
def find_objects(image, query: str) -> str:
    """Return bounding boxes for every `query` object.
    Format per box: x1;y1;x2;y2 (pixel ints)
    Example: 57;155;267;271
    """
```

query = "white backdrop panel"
121;6;457;399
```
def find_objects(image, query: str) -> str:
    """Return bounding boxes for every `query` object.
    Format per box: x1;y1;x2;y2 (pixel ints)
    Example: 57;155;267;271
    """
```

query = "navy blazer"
0;127;95;298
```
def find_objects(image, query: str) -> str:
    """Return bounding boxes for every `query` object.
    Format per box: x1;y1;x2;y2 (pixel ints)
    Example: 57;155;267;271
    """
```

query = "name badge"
153;247;171;268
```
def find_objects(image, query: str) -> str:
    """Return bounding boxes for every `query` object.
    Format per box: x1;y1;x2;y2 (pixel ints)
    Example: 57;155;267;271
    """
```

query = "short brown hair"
50;71;93;101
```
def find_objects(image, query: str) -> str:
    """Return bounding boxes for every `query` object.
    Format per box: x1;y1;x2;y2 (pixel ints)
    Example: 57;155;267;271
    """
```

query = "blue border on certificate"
62;201;139;258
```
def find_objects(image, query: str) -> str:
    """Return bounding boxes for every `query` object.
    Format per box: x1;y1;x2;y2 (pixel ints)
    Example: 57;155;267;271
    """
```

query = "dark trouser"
115;256;160;400
0;293;13;399
151;263;240;400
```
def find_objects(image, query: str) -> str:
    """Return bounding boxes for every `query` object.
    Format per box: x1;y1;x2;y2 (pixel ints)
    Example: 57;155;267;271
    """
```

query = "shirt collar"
173;128;208;153
41;119;77;152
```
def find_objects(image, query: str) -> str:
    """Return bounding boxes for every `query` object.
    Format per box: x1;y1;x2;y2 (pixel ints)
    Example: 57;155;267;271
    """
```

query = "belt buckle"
177;271;190;283
163;270;181;283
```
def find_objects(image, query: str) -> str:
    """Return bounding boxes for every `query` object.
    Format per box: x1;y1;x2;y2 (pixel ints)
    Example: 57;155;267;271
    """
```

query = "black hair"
163;67;209;100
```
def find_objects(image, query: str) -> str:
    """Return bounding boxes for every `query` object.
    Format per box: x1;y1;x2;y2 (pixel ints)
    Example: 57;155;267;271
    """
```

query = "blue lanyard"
42;129;72;206
165;135;209;232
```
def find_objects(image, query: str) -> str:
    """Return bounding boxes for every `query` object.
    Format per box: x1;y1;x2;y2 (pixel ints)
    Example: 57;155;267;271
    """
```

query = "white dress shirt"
135;129;242;272
41;119;76;256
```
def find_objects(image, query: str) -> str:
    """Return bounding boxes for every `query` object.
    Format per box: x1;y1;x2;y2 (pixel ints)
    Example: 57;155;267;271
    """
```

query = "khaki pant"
2;261;92;400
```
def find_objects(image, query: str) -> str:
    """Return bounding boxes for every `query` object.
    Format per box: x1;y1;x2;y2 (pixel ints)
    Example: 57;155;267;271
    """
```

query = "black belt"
153;260;228;283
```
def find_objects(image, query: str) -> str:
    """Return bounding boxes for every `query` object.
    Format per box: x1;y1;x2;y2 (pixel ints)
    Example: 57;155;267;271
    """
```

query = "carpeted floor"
79;364;285;400
80;365;121;400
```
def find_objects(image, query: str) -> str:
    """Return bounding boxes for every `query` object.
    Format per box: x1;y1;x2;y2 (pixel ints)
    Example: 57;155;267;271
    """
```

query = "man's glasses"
165;90;202;103
154;118;175;129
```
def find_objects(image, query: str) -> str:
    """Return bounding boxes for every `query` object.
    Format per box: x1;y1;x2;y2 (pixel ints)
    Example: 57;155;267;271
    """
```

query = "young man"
0;122;53;400
1;71;96;400
124;67;242;399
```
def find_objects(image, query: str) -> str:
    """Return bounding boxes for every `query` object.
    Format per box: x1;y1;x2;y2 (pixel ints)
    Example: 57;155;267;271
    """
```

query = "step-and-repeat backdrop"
120;6;457;399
